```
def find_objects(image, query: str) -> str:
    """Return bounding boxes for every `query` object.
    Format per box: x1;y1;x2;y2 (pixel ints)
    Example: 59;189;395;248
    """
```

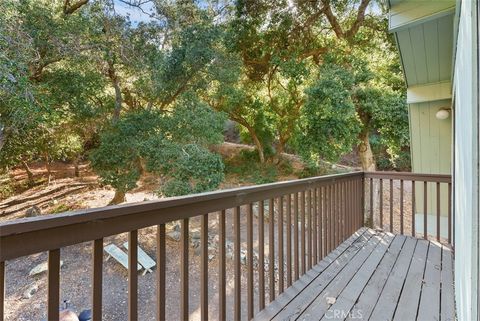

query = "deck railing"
364;172;452;243
0;171;450;321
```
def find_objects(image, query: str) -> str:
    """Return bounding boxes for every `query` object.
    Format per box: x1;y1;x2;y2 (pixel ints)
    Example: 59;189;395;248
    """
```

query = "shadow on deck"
255;228;455;321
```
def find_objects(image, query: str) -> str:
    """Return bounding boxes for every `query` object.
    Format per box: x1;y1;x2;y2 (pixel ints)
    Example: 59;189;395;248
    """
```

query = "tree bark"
107;61;123;122
249;129;265;163
109;190;126;205
0;126;8;152
21;160;35;186
232;116;266;163
73;157;80;177
63;0;89;15
358;128;377;228
358;129;376;171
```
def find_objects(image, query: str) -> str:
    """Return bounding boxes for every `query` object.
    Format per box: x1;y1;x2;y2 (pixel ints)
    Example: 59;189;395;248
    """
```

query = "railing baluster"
339;182;343;243
424;181;428;240
347;181;355;234
313;188;318;264
247;204;254;320
360;179;363;227
369;178;373;228
128;231;138;321
352;180;355;230
333;183;338;247
389;179;394;232
318;188;323;260
92;238;103;321
436;182;441;241
278;197;284;293
337;181;344;241
268;199;275;301
353;180;357;229
332;184;336;248
400;180;404;235
286;195;292;287
0;261;3;321
258;202;265;311
300;191;306;275
201;214;209;321
357;178;363;228
448;183;452;244
322;186;327;256
48;249;60;321
328;185;333;254
379;178;383;229
307;189;313;270
345;181;349;235
293;193;299;281
234;206;241;321
412;180;416;237
347;181;350;236
360;178;364;228
156;225;166;321
353;180;356;231
331;184;335;249
342;181;346;241
219;210;226;321
181;219;189;321
340;182;343;241
357;179;361;229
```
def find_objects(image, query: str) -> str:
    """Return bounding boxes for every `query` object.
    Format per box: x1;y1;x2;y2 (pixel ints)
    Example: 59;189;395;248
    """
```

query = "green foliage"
145;142;225;196
224;149;294;185
298;61;361;162
90;100;226;196
0;175;14;199
89;110;155;193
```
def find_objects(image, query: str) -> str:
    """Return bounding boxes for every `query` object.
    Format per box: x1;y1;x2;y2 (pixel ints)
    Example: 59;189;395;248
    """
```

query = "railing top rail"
0;171;363;261
364;171;452;183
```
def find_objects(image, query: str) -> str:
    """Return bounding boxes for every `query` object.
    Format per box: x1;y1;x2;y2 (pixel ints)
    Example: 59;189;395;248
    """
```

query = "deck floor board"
254;228;455;321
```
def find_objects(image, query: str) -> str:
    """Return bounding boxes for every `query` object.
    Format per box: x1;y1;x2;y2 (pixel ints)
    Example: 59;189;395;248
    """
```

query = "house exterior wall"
409;100;452;237
453;0;479;320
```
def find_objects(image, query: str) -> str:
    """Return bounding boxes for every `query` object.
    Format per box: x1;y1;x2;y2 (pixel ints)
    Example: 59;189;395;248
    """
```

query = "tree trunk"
232;117;266;163
358;129;377;228
109;190;126;205
44;154;53;185
358;129;376;171
107;60;122;122
250;130;265;163
21;160;35;186
0;126;8;152
73;157;80;177
137;157;146;175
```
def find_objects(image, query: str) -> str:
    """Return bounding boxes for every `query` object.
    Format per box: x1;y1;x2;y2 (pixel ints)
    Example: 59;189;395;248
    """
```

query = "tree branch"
321;0;372;41
345;0;371;39
321;0;345;38
63;0;89;15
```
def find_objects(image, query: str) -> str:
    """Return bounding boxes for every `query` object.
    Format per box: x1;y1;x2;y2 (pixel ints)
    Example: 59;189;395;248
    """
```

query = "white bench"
123;242;156;275
104;244;142;271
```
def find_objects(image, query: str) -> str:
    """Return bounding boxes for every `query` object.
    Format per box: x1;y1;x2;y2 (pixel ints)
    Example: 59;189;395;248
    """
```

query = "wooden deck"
254;228;455;321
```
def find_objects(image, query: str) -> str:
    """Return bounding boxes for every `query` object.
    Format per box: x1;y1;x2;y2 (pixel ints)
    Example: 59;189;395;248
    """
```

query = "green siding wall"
409;99;452;176
409;100;452;237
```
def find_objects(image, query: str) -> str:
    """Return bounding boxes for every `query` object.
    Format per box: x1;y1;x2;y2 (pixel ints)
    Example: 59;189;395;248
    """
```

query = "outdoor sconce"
436;108;450;120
